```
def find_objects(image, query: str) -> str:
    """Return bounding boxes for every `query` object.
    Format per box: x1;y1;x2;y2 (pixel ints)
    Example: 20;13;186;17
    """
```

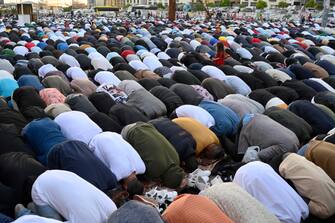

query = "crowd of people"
0;14;334;223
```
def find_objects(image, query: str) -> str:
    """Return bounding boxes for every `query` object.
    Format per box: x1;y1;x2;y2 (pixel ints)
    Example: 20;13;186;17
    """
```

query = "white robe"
89;132;146;181
38;64;58;78
176;105;215;128
32;170;117;223
13;215;63;223
54;111;102;144
201;65;226;81
59;54;80;68
66;67;88;80
233;161;309;223
94;71;121;86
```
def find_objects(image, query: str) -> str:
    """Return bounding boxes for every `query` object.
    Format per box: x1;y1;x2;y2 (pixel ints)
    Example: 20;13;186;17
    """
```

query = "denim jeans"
297;143;309;156
16;203;63;221
0;213;13;223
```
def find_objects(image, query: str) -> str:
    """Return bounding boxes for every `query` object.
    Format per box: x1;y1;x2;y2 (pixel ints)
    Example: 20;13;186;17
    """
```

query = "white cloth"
309;78;335;93
129;60;149;71
91;57;113;71
38;64;58;78
292;52;310;60
66;67;88;80
320;55;335;65
157;52;171;60
59;53;80;67
266;69;292;83
0;70;14;80
176;105;215;128
88;52;105;60
233;65;254;74
224;76;251;96
227;40;241;52
265;97;287;109
233;161;309;223
0;59;14;74
190;40;201;50
263;46;280;53
170;66;186;73
54;111;102;144
236;48;253;60
89;132;146;181
253;61;273;72
320;46;335;55
140;52;155;60
94;71;121;86
143;56;163;71
13;215;63;223
32;170;117;223
13;46;29;56
201;65;226;80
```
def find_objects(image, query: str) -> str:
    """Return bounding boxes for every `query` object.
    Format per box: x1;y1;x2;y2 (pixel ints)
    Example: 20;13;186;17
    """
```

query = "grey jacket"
238;114;299;162
126;89;167;119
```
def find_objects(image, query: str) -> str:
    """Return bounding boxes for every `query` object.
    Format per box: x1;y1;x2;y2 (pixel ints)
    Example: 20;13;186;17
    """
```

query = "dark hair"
216;42;225;54
126;178;144;198
204;144;224;159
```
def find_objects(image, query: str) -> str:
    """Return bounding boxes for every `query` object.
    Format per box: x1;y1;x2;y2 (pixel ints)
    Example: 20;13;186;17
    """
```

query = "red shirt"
213;52;225;65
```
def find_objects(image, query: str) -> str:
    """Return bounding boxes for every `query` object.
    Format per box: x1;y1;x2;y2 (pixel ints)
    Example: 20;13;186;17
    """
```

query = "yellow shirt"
172;117;220;155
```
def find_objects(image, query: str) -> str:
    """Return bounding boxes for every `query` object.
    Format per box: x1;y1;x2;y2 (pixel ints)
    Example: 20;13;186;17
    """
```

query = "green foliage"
123;4;131;9
63;6;72;12
316;3;323;10
207;3;216;7
193;3;205;11
156;3;165;9
305;0;317;8
256;0;267;9
220;0;231;7
278;1;288;8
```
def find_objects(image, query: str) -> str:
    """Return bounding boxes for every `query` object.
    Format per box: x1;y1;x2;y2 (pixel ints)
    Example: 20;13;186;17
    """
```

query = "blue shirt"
22;117;67;165
199;100;240;136
17;75;44;91
0;79;18;98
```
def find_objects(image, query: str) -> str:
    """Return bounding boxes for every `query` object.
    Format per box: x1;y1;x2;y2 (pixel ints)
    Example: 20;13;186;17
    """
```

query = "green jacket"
124;122;184;188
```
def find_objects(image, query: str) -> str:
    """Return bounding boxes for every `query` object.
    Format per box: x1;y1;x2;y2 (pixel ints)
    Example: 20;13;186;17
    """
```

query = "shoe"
145;187;159;199
210;175;224;186
155;190;167;205
15;204;31;219
195;175;210;191
145;187;178;204
242;146;260;163
187;168;211;187
166;191;178;202
27;202;36;214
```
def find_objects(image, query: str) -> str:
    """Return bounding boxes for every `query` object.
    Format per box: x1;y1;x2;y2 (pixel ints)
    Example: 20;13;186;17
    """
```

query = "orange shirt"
172;117;220;155
163;194;234;223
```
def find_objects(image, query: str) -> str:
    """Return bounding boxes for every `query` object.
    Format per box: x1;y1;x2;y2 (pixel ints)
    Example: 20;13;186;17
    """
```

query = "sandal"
187;168;211;187
195;175;210;191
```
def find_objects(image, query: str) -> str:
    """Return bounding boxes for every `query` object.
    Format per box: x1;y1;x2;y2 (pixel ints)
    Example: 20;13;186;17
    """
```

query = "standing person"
213;42;226;66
